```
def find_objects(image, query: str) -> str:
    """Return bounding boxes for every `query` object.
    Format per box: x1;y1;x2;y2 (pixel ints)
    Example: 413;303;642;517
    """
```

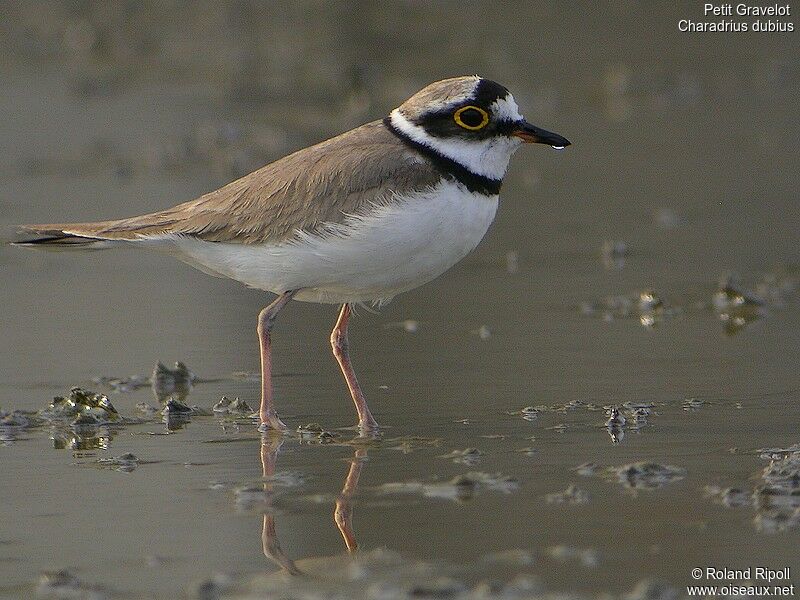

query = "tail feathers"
15;235;99;246
14;222;130;248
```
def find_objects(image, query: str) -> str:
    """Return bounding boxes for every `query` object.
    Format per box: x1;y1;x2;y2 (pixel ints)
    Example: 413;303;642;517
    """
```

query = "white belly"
163;180;498;304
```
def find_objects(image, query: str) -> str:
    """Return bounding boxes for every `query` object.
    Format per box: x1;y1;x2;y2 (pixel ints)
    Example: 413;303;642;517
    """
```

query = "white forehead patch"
490;94;523;122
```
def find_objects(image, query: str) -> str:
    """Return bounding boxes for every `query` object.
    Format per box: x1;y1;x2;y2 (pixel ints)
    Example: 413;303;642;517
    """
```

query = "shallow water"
1;2;799;598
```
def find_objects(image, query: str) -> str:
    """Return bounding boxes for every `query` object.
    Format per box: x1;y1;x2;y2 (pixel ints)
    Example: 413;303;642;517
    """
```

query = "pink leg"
330;304;379;431
334;447;367;552
257;291;296;430
260;438;300;574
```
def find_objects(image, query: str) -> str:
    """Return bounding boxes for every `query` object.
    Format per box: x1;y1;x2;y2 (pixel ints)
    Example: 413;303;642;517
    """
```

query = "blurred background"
2;0;797;387
0;1;798;598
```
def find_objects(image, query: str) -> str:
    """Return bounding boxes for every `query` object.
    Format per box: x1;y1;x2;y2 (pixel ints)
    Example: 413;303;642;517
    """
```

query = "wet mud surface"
1;376;798;598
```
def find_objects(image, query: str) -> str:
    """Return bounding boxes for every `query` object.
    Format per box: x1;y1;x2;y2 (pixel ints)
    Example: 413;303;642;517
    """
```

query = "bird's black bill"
512;121;571;148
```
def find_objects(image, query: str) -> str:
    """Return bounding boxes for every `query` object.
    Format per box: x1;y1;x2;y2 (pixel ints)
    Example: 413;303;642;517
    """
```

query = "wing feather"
19;120;441;245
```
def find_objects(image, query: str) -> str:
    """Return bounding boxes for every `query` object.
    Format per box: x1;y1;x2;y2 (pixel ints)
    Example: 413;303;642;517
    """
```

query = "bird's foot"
357;415;380;435
258;410;288;432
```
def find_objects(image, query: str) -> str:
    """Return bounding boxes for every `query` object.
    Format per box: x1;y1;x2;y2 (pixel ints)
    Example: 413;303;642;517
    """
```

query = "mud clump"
713;273;767;335
212;396;253;415
161;398;194;415
1;409;42;428
607;462;686;490
510;399;598;417
36;569;108;599
580;289;680;328
438;448;484;466
682;398;705;412
379;472;519;502
136;402;159;417
91;373;149;393
41;387;120;424
508;406;540;422
754;444;800;532
580;265;798;334
96;452;140;473
704;486;752;508
296;422;337;441
605;406;626;444
574;462;601;477
704;444;800;533
152;361;197;402
545;484;591;505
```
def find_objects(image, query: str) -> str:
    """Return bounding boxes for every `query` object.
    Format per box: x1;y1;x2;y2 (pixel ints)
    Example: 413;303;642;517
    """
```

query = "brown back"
22;120;442;245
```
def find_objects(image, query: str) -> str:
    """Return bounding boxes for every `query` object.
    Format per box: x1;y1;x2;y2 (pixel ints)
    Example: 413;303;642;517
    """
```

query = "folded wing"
18;120;440;247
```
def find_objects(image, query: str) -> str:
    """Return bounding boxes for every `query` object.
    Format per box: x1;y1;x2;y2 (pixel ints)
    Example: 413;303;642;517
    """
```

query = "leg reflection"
259;438;370;572
260;435;301;575
334;447;367;553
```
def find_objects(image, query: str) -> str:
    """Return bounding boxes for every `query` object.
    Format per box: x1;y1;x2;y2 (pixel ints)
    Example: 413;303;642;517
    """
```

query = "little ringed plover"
17;75;570;432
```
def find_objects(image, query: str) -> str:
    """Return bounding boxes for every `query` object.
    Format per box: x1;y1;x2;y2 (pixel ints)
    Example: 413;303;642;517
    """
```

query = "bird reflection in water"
259;434;368;574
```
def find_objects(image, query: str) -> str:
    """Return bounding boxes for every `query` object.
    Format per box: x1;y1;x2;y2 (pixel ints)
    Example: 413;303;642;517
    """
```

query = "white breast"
163;179;498;304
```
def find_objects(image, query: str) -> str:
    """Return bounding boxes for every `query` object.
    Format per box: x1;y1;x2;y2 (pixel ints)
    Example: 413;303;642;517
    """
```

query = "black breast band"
383;117;502;196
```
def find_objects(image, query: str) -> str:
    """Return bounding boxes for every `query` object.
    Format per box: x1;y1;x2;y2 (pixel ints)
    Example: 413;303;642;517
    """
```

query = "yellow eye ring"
453;105;489;130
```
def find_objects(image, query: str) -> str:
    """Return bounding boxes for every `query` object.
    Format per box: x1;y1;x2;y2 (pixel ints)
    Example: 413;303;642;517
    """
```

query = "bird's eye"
453;105;489;130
